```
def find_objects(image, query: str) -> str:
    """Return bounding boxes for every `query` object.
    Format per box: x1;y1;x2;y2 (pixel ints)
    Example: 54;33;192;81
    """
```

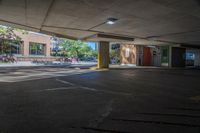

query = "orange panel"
143;47;151;66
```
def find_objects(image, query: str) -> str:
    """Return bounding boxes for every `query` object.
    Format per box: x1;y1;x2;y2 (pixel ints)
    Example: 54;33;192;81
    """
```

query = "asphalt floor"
0;66;200;133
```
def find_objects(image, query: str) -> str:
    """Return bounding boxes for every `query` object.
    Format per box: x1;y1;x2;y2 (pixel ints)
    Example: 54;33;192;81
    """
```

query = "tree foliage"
0;26;22;55
0;26;21;40
60;38;97;59
110;44;120;64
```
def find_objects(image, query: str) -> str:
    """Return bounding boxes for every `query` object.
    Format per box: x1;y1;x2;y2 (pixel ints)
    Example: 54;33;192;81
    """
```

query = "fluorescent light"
106;18;118;25
107;21;115;25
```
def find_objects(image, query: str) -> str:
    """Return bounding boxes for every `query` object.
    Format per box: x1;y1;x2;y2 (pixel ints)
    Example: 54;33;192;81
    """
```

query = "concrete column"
120;44;136;65
98;41;109;68
194;49;200;67
45;44;50;57
23;41;29;56
168;46;172;68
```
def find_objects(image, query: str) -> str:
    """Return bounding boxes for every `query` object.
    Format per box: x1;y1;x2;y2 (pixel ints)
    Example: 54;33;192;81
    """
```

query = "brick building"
16;31;51;57
0;31;54;61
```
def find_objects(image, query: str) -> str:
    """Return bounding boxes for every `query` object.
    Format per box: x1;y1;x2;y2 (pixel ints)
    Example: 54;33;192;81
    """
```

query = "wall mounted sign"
125;48;130;58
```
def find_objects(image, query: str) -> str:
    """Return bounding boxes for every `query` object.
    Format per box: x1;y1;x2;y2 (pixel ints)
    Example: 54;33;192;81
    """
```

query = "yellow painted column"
98;41;109;68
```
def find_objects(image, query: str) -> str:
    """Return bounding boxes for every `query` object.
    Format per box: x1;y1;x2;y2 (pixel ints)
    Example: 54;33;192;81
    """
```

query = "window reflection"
29;42;45;55
0;40;21;55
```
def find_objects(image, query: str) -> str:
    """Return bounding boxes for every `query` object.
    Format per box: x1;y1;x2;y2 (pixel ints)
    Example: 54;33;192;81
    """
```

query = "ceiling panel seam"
40;0;55;32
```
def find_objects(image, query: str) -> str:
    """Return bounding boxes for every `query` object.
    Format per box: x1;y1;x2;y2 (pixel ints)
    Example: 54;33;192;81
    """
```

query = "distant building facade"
0;31;56;61
0;31;51;57
120;44;200;68
15;31;51;57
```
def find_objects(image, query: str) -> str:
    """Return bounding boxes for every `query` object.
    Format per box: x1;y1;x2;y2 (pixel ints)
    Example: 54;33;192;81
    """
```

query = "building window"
186;52;195;60
29;42;45;55
0;40;21;55
161;46;169;64
162;49;168;57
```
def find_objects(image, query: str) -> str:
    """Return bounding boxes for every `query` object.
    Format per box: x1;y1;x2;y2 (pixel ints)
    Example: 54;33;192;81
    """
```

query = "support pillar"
22;41;29;56
45;44;50;57
98;41;109;68
168;46;172;68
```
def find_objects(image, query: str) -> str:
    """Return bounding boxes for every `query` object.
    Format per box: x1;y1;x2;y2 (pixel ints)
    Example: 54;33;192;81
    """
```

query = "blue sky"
87;42;96;50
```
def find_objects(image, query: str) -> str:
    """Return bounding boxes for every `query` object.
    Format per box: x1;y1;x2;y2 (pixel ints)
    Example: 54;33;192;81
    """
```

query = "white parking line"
55;79;97;92
0;69;93;82
43;87;77;91
56;79;75;86
55;79;132;96
80;86;98;91
39;86;98;92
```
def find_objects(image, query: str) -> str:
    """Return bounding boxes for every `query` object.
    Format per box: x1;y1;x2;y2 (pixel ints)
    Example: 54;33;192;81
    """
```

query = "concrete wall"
171;47;186;67
194;49;200;67
120;44;136;65
136;45;143;66
150;46;161;67
187;49;200;67
15;31;51;57
136;45;161;66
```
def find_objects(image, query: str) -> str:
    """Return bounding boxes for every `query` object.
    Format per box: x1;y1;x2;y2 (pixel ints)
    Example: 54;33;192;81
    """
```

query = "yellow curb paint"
89;67;109;71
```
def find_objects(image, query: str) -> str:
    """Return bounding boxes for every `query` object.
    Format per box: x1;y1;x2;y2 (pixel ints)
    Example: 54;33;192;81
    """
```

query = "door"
172;47;186;67
143;47;151;66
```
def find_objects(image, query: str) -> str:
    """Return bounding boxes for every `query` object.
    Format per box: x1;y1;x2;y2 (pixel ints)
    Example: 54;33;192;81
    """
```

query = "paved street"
0;66;94;82
0;67;200;133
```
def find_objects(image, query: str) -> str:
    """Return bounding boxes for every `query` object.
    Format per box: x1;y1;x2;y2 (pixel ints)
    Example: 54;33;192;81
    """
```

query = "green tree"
110;44;120;64
60;38;97;59
0;26;22;55
0;26;21;41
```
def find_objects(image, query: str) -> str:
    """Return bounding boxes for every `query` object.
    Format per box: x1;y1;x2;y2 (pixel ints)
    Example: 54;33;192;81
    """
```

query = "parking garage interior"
0;0;200;133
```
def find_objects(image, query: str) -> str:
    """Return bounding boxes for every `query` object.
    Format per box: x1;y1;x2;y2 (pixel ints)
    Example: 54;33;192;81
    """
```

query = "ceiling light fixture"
106;18;118;25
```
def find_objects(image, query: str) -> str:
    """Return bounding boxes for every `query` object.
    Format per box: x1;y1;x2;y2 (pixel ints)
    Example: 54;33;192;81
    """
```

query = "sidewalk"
0;61;97;67
110;64;161;69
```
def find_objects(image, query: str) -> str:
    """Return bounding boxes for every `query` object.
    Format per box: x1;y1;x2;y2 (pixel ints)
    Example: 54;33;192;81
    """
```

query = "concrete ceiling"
0;0;200;45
